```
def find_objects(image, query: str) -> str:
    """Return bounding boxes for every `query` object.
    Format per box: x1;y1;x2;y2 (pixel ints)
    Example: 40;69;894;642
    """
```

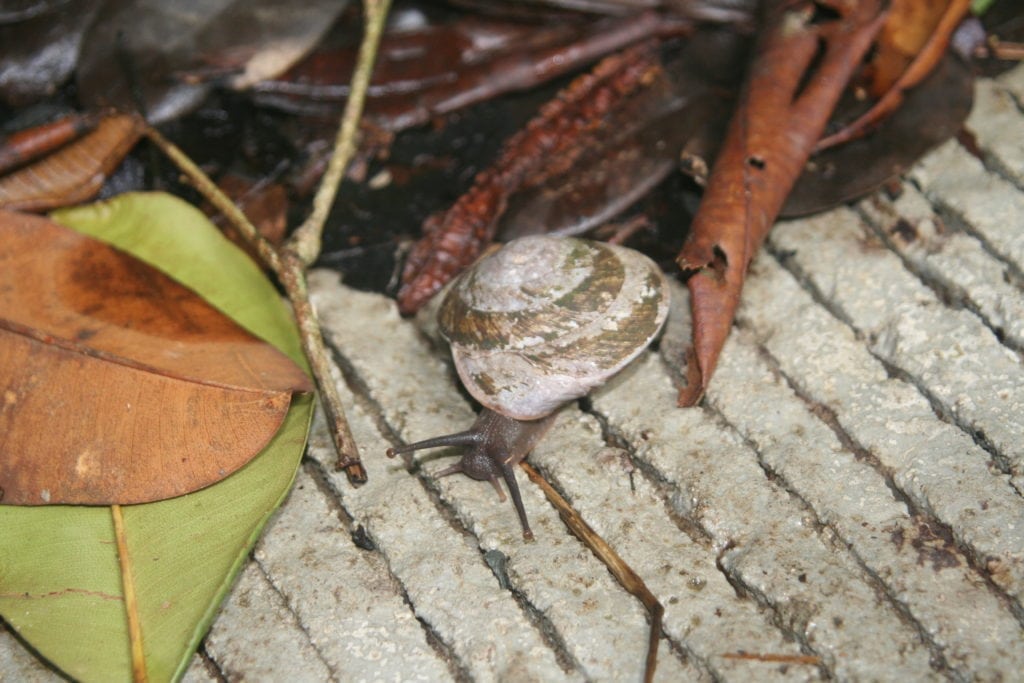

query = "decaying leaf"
0;208;311;505
675;0;886;405
0;114;143;212
395;40;677;314
76;0;351;123
0;191;314;681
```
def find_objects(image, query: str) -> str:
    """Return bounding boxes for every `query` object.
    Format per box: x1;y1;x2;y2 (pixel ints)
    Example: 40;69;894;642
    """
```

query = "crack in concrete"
761;243;1024;615
959;91;1024;195
301;457;473;683
250;557;339;682
581;400;715;548
764;238;1024;496
192;647;228;682
736;338;1022;678
577;402;815;682
700;402;872;679
872;355;1024;499
505;580;586;678
711;538;833;681
906;176;1024;290
854;202;1024;355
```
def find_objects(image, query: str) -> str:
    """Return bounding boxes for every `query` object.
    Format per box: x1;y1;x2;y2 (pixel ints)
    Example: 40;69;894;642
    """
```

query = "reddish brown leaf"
785;51;973;216
0;210;312;505
675;0;886;405
0;114;142;212
816;0;971;151
0;112;99;175
395;41;670;314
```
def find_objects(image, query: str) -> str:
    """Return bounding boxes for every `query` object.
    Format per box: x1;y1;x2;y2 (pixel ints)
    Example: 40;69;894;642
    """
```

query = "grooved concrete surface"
4;63;1024;682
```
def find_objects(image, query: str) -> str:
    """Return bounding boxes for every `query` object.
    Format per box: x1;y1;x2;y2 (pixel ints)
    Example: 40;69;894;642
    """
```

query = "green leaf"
0;192;314;681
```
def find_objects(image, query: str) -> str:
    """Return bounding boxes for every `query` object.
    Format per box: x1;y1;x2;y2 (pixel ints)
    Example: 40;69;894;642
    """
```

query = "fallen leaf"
76;0;352;123
0;114;143;212
815;0;971;151
396;41;670;314
784;52;973;216
0;111;99;175
0;0;103;107
869;0;957;96
0;208;310;505
0;191;314;680
675;0;885;405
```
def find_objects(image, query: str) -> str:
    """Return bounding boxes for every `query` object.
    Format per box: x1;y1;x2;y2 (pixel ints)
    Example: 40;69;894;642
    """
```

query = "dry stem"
143;0;393;483
521;462;664;683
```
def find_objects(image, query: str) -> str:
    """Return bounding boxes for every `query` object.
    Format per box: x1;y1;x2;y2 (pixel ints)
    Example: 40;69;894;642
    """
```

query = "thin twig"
141;0;394;484
289;0;392;267
277;251;365;481
976;39;1024;61
520;462;663;683
144;123;367;483
722;651;822;665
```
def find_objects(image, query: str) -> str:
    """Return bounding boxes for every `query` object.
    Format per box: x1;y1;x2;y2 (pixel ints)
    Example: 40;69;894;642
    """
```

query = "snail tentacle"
386;430;482;459
499;460;534;541
389;409;555;539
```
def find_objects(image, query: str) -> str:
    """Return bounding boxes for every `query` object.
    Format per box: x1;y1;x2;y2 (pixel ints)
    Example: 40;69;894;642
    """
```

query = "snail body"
388;235;669;539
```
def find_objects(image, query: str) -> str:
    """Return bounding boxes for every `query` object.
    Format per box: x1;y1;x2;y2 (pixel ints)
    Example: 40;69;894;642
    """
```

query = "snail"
387;235;669;539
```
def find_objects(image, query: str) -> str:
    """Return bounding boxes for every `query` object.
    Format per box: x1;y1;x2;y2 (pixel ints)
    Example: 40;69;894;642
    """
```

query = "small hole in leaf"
746;155;766;170
710;245;729;280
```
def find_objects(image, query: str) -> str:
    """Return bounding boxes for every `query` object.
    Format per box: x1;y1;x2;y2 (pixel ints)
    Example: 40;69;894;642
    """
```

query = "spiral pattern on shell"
438;235;669;420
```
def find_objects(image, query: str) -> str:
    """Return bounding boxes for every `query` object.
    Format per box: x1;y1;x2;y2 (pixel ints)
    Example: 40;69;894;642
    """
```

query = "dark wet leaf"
77;0;350;123
0;0;103;106
785;53;974;217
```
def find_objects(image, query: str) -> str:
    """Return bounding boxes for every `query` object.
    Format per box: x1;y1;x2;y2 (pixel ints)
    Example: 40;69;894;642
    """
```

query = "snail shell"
438;235;669;420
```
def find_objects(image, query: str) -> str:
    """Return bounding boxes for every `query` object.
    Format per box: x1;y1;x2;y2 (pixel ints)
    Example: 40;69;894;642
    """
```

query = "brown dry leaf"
0;209;312;505
816;0;970;151
675;0;886;405
0;114;143;212
869;0;956;96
